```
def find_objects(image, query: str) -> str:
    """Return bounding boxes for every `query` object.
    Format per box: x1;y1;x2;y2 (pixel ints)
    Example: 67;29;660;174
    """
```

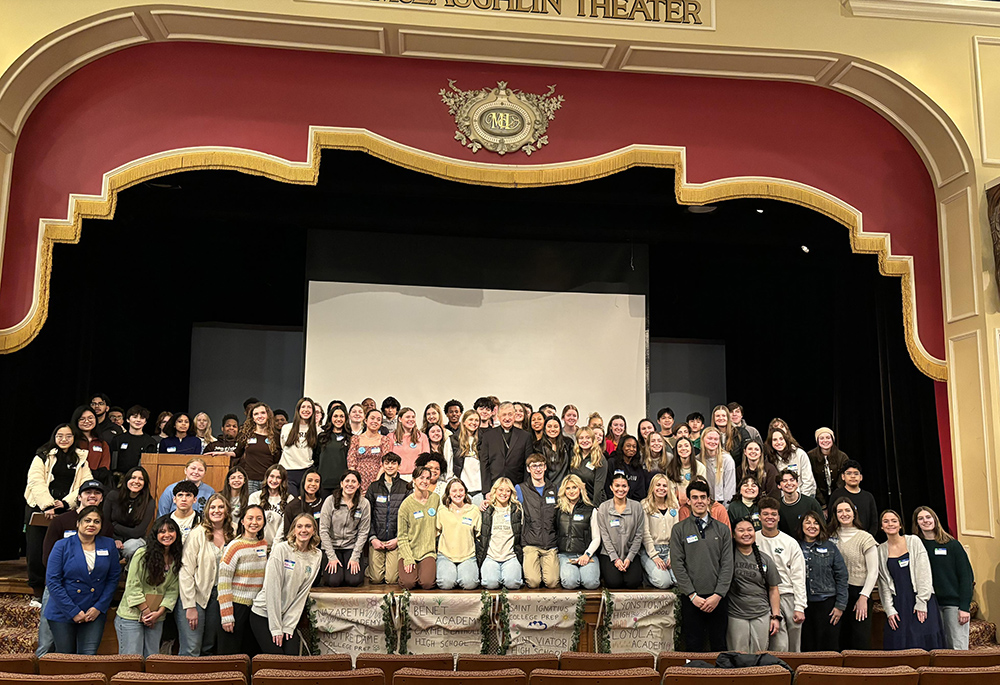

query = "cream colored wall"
5;0;1000;619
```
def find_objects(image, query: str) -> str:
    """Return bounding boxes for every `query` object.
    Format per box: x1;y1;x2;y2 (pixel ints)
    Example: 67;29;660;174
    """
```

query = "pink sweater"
393;432;430;474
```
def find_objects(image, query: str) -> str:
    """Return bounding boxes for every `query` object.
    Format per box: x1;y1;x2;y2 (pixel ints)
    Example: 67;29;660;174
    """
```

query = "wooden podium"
141;452;232;502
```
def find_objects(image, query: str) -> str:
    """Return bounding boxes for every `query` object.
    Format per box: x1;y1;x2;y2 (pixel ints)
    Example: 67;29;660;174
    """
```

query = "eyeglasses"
90;401;106;407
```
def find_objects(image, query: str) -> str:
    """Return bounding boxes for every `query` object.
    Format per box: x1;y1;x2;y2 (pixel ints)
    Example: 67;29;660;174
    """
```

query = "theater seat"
251;655;353;674
355;654;453;681
918;666;1000;685
393;668;526;685
760;652;842;670
558;653;655;671
657;653;720;672
39;655;143;678
0;675;105;685
840;650;930;669
0;654;37;674
930;649;1000;667
528;667;660;685
144;655;250;678
457;654;559;674
253;668;384;685
661;665;791;685
793;665;918;685
109;672;245;685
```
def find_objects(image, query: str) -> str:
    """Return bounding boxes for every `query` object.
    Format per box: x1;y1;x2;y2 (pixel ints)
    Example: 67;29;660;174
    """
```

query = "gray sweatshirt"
596;499;645;562
319;496;371;563
251;540;322;636
670;515;734;597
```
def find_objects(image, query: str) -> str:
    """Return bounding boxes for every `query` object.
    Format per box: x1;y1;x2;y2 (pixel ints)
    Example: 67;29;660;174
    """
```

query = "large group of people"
23;393;973;657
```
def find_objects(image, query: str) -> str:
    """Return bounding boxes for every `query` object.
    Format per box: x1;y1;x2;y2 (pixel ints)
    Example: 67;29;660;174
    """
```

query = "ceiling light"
756;208;764;214
801;245;810;253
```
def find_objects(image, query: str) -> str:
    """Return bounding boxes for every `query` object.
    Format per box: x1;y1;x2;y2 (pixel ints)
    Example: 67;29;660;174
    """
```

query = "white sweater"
776;447;817;498
877;534;935;616
179;527;225;610
24;448;92;510
756;530;808;612
248;491;295;547
278;423;315;471
251;540;322;636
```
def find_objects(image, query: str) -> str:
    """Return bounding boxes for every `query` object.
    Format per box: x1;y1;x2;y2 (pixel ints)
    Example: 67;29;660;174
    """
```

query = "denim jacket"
800;539;849;610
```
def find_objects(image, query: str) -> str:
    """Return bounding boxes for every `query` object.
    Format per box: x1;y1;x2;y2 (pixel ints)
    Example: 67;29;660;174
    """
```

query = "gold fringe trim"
0;131;947;381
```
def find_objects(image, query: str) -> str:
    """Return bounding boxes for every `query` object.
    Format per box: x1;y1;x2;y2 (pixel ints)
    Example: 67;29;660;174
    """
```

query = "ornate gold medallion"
440;80;564;155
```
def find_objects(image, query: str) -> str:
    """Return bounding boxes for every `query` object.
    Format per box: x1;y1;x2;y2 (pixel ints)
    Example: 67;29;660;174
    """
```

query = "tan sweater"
436;504;481;563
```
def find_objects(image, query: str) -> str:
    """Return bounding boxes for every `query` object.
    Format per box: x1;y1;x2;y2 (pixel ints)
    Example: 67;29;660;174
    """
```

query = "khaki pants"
367;543;400;585
522;546;559;589
768;593;803;652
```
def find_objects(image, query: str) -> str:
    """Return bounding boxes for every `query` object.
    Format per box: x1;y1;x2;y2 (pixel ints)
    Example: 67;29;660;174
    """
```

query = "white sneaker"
29;598;41;609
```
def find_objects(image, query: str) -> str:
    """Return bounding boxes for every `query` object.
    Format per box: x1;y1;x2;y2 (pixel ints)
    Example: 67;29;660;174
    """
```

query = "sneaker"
29;598;41;609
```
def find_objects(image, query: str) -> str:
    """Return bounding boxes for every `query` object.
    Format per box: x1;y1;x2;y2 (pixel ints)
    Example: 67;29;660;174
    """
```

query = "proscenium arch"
0;127;945;382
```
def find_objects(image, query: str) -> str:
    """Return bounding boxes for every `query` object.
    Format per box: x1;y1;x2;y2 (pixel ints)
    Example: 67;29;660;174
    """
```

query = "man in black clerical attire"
480;401;532;489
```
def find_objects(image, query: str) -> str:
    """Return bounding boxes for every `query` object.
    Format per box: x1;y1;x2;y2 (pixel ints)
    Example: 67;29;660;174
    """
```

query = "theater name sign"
308;0;714;26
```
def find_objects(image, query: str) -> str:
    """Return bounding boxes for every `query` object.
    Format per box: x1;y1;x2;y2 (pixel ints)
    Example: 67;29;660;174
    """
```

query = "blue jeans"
176;587;221;656
49;615;106;655
640;546;677;589
480;557;522;590
558;553;600;590
115;614;164;657
436;555;479;590
35;588;54;657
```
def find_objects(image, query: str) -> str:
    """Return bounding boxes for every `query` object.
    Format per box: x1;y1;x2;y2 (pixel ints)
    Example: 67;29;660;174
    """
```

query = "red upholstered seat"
457;654;559;674
253;668;384;685
39;655;143;678
392;668;526;685
558;653;655;671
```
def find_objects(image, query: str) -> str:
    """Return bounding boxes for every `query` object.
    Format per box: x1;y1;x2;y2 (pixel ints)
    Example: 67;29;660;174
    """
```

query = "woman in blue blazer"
44;505;121;654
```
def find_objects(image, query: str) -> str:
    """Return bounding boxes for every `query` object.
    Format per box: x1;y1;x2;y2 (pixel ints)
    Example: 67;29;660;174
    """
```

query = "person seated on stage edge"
44;505;121;655
477;477;524;591
556;474;600;590
641;473;679;589
756;496;808;652
217;504;267;656
114;515;181;658
318;469;370;588
250;513;322;655
777;468;823;536
157;412;204;456
397;464;440;590
178;493;233;657
670;478;734;652
597;470;645;589
248;464;295;548
515;453;560;589
105;465;156;561
436;477;481;590
366;452;408;585
157;457;215;517
727;517;782;653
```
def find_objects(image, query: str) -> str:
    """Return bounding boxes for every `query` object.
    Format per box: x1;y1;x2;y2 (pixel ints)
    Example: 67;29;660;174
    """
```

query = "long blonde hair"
712;404;738;453
700;427;727;490
487;477;520;513
198;493;235;544
643;473;679;515
571;427;604;470
284;512;321;551
457;409;480;457
193;412;213;442
556;474;593;514
642;433;669;473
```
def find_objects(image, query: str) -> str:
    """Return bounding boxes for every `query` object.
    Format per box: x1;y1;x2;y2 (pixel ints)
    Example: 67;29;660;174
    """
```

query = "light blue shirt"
156;481;215;516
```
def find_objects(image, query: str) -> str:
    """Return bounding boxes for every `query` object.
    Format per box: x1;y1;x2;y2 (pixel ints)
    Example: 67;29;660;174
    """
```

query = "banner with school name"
312;593;389;661
408;593;483;654
507;593;580;654
601;592;676;654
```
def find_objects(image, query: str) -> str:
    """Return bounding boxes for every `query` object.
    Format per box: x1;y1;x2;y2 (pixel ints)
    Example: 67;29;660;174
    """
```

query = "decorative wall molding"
974;35;1000;166
847;0;1000;29
940;187;981;323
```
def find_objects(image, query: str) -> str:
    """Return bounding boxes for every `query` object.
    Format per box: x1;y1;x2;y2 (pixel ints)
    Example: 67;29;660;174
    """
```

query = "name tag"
413;510;424;520
462;517;474;526
93;446;103;452
96;549;109;556
669;508;677;517
545;496;556;504
586;462;595;471
935;548;948;556
573;514;585;521
313;512;321;519
817;548;828;553
64;531;76;538
503;513;510;520
166;447;176;453
120;443;128;449
899;558;910;568
256;548;267;557
283;559;295;570
686;534;699;544
610;519;621;528
788;463;798;471
762;561;768;572
249;438;257;444
336;435;345;442
376;496;388;503
354;510;362;519
751;512;760;520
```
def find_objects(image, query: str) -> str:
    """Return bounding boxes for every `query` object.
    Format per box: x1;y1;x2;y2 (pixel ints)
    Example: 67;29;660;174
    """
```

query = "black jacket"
557;501;595;556
314;432;349;493
476;504;523;566
517;480;558;549
480;427;533;489
536;439;572;490
365;475;410;541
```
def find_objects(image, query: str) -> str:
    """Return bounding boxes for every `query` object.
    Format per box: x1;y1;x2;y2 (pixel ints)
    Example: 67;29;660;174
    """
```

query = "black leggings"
802;596;842;652
321;549;366;587
599;554;643;589
839;584;872;650
250;611;301;655
216;603;258;657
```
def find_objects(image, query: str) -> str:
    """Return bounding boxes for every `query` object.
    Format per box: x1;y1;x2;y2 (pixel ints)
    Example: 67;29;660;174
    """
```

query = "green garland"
480;591;494;654
306;597;320;655
570;592;587;652
381;593;397;654
398;590;411;655
598;588;614;653
496;588;511;655
672;589;684;651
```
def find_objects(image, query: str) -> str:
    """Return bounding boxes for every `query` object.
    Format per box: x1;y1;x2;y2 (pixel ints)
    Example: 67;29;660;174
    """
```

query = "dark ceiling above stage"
0;149;945;560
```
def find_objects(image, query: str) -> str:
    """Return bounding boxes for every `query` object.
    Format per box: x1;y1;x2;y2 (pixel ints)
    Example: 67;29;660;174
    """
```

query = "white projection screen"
305;281;647;424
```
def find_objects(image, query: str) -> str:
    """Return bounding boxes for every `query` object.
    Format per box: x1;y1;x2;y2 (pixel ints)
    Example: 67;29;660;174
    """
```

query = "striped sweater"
218;536;268;625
